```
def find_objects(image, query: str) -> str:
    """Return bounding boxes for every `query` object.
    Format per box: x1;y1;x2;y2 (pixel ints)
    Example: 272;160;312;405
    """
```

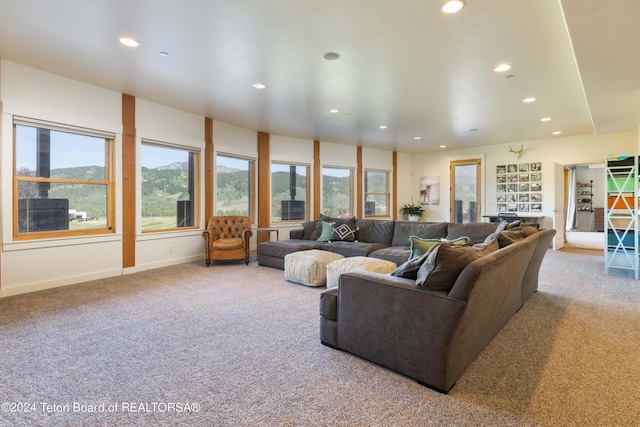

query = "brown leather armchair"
202;216;253;266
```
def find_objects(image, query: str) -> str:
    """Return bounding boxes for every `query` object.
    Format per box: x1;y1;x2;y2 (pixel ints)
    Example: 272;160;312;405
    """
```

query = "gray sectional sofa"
257;216;501;269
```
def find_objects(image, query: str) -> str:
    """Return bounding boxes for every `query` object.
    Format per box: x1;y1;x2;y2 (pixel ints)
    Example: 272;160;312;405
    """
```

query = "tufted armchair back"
202;216;253;266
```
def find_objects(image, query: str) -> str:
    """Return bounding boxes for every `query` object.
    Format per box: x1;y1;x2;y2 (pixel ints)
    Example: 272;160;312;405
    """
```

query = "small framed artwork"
519;183;530;192
519;173;529;182
497;184;506;193
497;174;506;183
531;203;542;212
497;203;507;212
497;194;506;203
519;163;529;172
508;183;518;192
507;173;518;182
530;182;542;191
531;193;542;203
508;164;517;173
507;194;517;203
519;193;529;202
497;165;506;174
531;162;542;171
519;203;529;212
507;203;517;212
531;172;542;182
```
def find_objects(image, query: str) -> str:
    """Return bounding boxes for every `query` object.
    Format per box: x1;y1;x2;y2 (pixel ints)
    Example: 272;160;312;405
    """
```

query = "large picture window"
215;154;255;221
322;167;353;218
141;142;199;232
271;163;309;222
364;169;390;217
14;121;114;238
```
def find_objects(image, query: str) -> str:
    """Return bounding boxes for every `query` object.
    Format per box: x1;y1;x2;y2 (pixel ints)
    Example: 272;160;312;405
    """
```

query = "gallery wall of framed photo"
495;162;542;213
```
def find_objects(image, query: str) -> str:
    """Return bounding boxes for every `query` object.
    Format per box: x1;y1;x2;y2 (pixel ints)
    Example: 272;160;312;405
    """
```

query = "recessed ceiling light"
414;137;422;141
540;117;552;122
323;52;341;61
379;125;388;129
329;108;340;113
523;97;536;103
253;83;266;89
552;131;562;135
494;63;512;72
159;51;169;57
442;0;465;14
440;145;447;148
469;128;478;132
119;37;139;47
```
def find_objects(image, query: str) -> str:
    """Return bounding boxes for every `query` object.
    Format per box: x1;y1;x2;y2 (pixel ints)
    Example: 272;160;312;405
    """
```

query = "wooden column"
392;151;398;220
357;146;363;218
257;132;270;243
122;94;136;268
314;140;321;219
204;117;214;223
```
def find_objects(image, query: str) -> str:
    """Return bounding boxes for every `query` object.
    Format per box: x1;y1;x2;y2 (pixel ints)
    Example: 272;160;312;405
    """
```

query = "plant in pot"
401;199;425;221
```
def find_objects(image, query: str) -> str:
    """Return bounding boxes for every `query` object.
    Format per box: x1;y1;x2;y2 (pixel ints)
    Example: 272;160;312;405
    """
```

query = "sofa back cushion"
310;214;356;240
355;219;395;245
446;222;500;244
415;239;499;291
391;221;448;247
301;221;317;240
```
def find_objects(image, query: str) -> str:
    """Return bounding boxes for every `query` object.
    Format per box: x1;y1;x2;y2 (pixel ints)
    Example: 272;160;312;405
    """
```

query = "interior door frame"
552;162;567;250
450;158;482;223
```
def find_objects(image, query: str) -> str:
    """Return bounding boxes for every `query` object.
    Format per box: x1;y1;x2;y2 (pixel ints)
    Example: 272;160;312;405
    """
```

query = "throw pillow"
391;245;439;280
409;235;471;259
415;239;499;291
497;228;526;247
317;221;334;242
330;222;358;242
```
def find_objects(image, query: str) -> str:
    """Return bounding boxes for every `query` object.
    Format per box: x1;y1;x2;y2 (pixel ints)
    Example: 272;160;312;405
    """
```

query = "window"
322;166;353;218
14;121;114;238
364;169;390;217
271;163;309;222
141;142;199;232
216;154;255;220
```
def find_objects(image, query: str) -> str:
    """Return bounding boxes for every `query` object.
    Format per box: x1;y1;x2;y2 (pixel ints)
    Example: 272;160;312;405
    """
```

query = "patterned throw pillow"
330;222;358;242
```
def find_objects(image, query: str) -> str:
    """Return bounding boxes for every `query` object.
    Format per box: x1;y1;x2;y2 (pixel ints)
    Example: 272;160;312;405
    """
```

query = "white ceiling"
0;0;638;153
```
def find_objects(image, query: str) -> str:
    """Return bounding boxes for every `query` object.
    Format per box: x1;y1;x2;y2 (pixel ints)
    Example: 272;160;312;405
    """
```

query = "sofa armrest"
337;271;466;391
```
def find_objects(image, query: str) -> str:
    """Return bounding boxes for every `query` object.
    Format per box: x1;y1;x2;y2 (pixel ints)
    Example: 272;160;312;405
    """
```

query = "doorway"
450;159;481;223
564;163;604;251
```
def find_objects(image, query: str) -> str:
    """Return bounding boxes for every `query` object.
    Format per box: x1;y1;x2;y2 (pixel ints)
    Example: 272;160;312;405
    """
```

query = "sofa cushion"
319;288;338;320
415;239;499;290
409;235;471;259
331;221;358;242
390;248;434;280
446;222;501;244
302;221;317;240
368;246;411;265
311;214;357;240
497;228;527;247
355;219;395;245
391;221;448;247
322;241;388;258
257;240;324;259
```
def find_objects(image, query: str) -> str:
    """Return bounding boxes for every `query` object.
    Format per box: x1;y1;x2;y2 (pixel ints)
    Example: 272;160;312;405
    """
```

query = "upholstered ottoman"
284;250;344;287
326;256;397;289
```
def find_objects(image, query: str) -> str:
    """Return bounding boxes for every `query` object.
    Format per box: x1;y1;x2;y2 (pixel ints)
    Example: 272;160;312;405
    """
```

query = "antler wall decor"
509;144;524;159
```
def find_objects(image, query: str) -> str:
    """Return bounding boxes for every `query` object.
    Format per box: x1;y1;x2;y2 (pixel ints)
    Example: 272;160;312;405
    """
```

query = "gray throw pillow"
415;239;499;291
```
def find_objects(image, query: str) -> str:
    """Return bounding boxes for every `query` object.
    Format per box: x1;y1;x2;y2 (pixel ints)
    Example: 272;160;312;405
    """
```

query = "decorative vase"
408;214;419;222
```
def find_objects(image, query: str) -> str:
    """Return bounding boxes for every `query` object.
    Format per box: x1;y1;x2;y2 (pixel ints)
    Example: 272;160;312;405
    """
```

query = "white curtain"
566;166;578;231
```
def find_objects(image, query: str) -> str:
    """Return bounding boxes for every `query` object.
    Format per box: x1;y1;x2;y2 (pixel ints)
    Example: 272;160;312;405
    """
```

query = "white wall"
411;132;637;228
1;60;123;297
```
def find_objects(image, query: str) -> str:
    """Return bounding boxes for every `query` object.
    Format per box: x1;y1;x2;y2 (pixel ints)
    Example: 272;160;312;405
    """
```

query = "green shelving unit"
604;154;638;279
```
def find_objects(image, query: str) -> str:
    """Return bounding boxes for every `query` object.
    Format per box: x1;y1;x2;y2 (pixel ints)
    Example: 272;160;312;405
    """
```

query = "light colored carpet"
1;248;639;426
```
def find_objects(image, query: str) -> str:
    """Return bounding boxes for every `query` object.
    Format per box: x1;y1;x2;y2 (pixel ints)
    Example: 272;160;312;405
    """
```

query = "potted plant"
401;199;425;221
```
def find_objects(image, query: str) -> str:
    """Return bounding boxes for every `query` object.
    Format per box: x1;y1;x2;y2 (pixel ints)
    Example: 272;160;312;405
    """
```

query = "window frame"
140;140;201;233
214;152;256;223
270;161;311;223
12;118;116;240
364;168;391;218
321;165;354;218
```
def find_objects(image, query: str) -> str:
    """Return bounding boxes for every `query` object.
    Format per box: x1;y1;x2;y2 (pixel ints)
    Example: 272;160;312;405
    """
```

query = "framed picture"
497;203;507;212
497;194;506;202
531;162;542;171
419;176;440;205
531;182;541;191
497;184;506;193
531;193;542;203
531;203;542;212
507;203;517;212
507;164;517;173
519;193;529;202
519;163;529;172
497;174;506;183
519;183;530;192
508;183;518;192
507;193;517;203
507;173;518;182
496;165;506;174
519;203;530;212
519;173;529;182
531;172;542;181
